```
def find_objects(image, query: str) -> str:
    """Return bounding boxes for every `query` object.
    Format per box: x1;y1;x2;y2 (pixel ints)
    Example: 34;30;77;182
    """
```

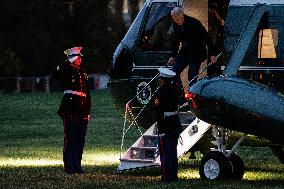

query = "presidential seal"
136;82;152;105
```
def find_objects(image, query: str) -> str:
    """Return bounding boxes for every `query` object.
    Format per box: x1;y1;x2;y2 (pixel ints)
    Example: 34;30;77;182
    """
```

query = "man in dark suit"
54;47;91;174
168;7;217;89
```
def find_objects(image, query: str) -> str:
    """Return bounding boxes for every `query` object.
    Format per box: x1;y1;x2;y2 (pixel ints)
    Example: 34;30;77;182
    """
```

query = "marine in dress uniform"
154;68;182;182
54;47;91;174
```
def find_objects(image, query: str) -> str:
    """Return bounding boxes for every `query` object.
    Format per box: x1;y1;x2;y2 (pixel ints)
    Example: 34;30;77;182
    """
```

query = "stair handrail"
120;72;162;159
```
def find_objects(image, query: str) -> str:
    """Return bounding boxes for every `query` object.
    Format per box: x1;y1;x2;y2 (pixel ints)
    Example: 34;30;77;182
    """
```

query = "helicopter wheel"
228;153;245;179
199;151;232;180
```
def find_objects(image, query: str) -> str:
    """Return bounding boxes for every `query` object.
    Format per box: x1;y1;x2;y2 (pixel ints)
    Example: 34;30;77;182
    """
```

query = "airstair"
118;111;211;171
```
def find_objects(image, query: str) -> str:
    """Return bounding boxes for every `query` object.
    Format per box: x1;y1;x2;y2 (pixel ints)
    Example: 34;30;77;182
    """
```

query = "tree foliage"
0;0;142;76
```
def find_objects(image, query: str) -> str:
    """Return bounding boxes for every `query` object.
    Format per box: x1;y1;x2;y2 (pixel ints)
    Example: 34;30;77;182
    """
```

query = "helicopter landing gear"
199;151;232;179
199;151;245;180
229;153;245;179
199;126;246;180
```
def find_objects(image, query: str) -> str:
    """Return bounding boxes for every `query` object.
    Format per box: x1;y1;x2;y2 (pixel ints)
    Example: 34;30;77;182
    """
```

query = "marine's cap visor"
158;68;176;78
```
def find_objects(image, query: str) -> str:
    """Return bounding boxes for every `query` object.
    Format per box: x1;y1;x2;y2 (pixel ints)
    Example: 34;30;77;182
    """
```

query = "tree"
0;48;23;76
0;0;132;76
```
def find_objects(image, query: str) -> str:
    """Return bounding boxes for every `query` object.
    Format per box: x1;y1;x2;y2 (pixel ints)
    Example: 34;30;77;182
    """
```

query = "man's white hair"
171;7;184;16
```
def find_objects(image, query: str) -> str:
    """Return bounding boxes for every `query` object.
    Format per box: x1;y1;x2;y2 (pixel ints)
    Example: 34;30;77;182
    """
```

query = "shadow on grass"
0;163;283;189
245;166;284;174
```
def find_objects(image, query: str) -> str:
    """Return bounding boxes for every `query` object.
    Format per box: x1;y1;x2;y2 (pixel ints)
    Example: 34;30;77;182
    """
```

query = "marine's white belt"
164;111;178;117
64;90;86;97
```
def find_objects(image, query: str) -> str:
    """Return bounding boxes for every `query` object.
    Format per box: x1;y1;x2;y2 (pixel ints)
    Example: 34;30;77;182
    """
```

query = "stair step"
131;146;158;151
179;112;196;124
120;158;155;163
143;135;159;138
142;135;159;147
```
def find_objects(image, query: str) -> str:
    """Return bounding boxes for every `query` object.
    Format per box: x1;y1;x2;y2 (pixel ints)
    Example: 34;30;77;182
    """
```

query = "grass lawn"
0;90;283;189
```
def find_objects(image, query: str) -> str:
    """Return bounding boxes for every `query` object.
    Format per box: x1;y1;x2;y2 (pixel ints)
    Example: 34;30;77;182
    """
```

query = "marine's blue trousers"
63;116;88;174
158;134;179;182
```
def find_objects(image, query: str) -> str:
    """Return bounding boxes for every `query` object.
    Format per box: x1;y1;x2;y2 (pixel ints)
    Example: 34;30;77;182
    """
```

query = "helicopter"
108;0;283;180
189;0;284;179
108;0;221;160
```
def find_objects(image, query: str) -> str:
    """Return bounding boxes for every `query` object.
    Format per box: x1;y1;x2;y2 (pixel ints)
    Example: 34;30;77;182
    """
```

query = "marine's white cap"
64;47;83;56
158;68;176;78
64;47;83;63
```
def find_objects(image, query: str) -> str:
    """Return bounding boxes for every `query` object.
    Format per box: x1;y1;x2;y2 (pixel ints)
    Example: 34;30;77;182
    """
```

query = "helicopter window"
237;28;284;92
138;2;175;51
258;29;279;59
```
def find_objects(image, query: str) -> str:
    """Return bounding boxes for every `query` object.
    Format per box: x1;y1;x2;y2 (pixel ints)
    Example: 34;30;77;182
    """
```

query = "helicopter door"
133;1;176;76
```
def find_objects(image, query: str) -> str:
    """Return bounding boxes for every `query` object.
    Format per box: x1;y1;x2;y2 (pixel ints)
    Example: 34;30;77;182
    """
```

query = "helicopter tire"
228;153;245;179
199;151;232;180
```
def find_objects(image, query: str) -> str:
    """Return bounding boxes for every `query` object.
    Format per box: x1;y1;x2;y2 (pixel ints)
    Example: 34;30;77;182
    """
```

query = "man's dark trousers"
172;56;202;87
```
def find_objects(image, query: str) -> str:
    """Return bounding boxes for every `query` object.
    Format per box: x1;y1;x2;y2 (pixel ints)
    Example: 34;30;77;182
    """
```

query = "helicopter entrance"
133;1;175;71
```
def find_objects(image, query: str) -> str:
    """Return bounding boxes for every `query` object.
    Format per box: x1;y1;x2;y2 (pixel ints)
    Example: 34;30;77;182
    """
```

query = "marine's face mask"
72;56;82;67
68;54;80;63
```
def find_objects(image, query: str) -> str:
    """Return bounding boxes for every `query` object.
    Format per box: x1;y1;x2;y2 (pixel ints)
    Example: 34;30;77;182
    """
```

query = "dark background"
0;0;144;76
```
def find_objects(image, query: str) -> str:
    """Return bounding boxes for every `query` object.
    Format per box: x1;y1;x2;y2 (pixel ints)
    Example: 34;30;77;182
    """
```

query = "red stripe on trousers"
159;137;167;180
